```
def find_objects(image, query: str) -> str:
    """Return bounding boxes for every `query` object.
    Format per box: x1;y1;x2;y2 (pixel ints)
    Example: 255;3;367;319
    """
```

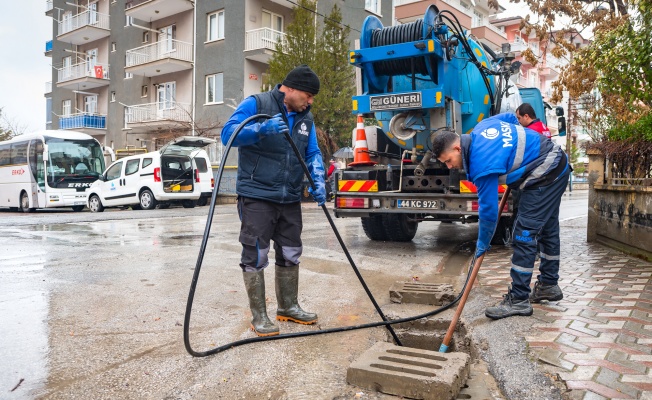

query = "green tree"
267;0;317;86
312;4;355;152
267;0;356;157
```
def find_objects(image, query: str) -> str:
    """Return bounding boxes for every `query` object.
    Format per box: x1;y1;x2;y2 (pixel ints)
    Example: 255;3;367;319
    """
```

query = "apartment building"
395;0;507;52
44;0;392;161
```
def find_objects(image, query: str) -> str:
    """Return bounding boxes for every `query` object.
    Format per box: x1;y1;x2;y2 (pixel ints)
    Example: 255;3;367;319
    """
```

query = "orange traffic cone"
349;115;375;166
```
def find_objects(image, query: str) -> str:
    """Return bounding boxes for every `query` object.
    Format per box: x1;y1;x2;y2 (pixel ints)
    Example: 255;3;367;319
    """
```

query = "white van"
191;148;214;206
86;137;215;212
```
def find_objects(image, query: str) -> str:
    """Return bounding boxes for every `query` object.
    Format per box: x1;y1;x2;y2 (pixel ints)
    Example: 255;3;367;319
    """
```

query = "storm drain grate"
390;281;455;305
347;342;470;400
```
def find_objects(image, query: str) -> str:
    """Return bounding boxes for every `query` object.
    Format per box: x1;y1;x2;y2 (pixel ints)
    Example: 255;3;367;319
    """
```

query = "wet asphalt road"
0;191;588;399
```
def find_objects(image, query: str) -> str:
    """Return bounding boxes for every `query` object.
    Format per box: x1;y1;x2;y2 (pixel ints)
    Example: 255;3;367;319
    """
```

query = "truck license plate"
397;200;438;209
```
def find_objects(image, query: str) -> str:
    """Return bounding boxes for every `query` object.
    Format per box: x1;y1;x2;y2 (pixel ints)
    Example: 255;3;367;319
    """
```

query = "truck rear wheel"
383;214;419;242
361;215;389;241
491;216;513;246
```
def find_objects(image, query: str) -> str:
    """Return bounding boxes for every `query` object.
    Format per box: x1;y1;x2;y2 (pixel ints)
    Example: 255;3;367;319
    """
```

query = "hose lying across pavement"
183;114;498;357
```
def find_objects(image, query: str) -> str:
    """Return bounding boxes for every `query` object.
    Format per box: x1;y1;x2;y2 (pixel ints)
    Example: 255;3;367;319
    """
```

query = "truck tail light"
154;167;161;182
467;200;508;212
195;169;200;183
211;178;215;188
337;197;369;209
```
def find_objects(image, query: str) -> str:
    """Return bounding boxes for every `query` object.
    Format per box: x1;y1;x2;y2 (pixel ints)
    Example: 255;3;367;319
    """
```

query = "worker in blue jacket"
221;65;326;336
433;113;570;319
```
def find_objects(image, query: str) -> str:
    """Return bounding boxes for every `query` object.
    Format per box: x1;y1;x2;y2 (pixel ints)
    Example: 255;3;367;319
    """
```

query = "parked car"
87;137;215;212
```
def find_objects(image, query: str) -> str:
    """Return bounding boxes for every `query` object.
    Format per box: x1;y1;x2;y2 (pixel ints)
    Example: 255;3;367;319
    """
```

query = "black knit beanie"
282;65;320;95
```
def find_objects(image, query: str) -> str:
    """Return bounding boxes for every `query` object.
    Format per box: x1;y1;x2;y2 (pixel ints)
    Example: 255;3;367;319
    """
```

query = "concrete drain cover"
390;282;455;305
347;342;470;400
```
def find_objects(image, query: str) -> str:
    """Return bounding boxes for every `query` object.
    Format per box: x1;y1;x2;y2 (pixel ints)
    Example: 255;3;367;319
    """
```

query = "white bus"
0;130;106;212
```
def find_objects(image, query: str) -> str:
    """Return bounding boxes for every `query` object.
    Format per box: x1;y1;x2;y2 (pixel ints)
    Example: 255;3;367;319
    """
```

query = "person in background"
516;103;552;139
221;65;326;336
433;113;570;320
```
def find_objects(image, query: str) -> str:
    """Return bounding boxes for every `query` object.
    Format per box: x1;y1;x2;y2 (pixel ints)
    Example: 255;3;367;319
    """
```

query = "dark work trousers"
509;168;570;299
236;196;303;272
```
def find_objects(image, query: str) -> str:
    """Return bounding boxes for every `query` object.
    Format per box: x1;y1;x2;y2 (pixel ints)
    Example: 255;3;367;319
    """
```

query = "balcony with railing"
45;81;52;94
125;40;193;77
57;10;110;45
45;0;53;14
125;102;191;131
57;62;110;89
471;24;508;48
59;113;107;130
125;0;193;23
45;40;52;56
244;28;286;64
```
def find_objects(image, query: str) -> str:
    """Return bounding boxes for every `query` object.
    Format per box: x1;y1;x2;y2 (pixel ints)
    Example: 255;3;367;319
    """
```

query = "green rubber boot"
242;270;279;337
275;265;318;325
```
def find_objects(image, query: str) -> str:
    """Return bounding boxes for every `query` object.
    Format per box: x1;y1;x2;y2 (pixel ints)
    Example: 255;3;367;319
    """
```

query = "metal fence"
59;113;106;129
57;62;109;83
58;10;110;36
245;28;286;52
126;40;193;67
125;102;192;124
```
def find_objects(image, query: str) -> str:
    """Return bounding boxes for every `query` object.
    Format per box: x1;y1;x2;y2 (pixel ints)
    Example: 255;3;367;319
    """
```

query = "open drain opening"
381;318;503;400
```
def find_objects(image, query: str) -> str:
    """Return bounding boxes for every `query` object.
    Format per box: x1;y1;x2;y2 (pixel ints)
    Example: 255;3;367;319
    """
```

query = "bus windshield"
45;138;105;188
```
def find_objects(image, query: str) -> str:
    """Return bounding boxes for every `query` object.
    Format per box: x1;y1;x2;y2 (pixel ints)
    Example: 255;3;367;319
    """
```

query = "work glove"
230;113;289;146
259;113;289;136
475;219;494;258
307;154;327;206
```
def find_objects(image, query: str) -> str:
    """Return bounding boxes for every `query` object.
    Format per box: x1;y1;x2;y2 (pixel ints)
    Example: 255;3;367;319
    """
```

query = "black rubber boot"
242;270;279;336
485;287;533;320
530;281;563;303
275;265;318;325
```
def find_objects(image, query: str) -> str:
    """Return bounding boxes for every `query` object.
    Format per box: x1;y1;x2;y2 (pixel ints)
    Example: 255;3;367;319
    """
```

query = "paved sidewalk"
478;218;652;400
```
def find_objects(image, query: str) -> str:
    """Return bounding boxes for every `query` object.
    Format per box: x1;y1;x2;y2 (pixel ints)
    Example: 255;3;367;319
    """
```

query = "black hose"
182;114;480;357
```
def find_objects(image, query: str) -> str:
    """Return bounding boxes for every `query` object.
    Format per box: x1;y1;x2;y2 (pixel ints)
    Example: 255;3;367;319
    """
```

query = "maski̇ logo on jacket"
299;122;309;136
481;127;499;140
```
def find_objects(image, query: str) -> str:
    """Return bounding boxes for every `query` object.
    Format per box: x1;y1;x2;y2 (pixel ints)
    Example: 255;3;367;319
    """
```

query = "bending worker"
433;113;570;320
221;65;327;336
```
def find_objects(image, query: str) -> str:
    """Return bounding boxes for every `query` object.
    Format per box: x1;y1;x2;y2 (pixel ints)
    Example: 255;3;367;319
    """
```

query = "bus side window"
0;144;11;166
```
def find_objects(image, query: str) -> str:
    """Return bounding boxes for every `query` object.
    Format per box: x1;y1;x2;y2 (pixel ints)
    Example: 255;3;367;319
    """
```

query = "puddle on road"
0;252;49;398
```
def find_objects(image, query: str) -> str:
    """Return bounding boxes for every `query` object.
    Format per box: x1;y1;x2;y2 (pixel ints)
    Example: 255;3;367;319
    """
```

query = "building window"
262;10;283;33
365;0;381;15
472;11;484;28
125;15;133;26
143;31;149;43
62;100;71;117
46;97;52;123
111;91;116;102
111;42;116;52
459;1;471;11
206;73;223;104
207;10;224;41
141;85;148;97
125;72;133;79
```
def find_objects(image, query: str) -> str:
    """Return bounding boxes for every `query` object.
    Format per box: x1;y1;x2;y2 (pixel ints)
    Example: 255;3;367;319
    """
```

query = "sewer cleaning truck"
333;4;548;243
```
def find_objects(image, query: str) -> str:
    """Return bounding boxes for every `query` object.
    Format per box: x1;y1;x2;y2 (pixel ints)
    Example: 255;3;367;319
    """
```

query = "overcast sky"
0;2;52;133
0;1;532;135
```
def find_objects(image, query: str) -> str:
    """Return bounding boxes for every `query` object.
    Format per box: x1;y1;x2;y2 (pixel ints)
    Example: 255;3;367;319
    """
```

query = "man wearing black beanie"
221;65;326;337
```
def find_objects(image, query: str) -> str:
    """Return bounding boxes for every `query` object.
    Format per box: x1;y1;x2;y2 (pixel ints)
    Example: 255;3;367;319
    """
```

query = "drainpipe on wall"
191;3;197;136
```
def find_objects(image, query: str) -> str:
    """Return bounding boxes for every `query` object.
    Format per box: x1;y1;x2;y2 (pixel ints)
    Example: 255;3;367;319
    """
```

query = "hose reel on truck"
337;5;518;244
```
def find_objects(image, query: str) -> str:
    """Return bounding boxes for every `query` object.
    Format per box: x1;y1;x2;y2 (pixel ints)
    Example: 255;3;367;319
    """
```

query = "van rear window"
142;158;153;168
195;157;208;173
